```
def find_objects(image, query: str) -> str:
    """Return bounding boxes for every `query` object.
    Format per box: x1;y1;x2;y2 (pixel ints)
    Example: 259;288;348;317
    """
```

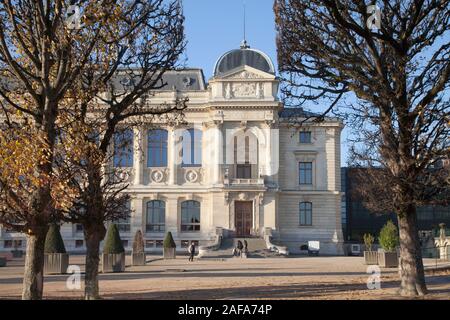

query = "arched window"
147;129;168;167
299;202;313;226
182;128;202;167
181;200;200;231
146;200;165;232
113;129;134;167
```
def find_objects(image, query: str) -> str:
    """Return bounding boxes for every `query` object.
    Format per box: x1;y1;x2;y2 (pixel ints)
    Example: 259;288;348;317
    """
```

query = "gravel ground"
0;255;449;300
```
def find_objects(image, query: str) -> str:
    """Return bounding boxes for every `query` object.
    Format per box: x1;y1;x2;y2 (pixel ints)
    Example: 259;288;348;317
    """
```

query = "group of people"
187;239;250;261
233;239;248;258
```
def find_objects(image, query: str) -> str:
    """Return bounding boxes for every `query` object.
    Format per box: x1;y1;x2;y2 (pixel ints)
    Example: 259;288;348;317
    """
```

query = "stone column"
131;196;145;236
212;123;223;185
133;127;144;185
167;127;178;185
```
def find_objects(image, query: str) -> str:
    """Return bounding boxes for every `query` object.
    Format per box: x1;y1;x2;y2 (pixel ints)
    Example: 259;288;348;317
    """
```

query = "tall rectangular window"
146;200;165;232
299;202;313;226
181;200;200;231
299;131;312;143
182;129;202;167
113;129;134;167
299;162;313;184
147;129;168;167
117;201;131;233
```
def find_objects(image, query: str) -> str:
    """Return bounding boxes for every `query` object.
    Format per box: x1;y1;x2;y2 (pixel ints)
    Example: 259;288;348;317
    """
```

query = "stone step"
199;237;285;259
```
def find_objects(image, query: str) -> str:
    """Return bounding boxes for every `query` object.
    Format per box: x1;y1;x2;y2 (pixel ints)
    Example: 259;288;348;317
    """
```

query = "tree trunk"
22;231;47;300
84;225;106;300
397;205;428;296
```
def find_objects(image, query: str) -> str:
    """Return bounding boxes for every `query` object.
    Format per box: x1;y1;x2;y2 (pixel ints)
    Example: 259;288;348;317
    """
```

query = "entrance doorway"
235;201;253;236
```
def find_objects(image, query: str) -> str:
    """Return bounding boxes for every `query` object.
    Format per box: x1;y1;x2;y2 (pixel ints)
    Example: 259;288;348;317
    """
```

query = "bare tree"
55;0;186;299
274;0;450;296
0;0;124;299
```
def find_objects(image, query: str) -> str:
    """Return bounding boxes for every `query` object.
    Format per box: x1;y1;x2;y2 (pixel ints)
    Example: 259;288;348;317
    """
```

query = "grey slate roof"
0;69;207;92
111;69;206;91
278;107;321;119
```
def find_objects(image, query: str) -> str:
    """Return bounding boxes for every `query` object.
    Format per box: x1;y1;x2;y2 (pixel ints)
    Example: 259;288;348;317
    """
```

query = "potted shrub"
132;230;146;266
44;224;69;274
0;256;6;267
378;220;399;268
102;224;125;273
363;233;377;265
163;232;176;259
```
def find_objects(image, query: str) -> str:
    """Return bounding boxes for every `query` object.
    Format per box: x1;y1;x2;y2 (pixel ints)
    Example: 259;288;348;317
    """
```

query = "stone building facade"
0;44;344;255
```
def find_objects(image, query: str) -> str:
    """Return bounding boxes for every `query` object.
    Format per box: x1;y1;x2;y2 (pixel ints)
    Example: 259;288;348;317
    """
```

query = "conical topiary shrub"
132;230;146;266
163;232;176;259
44;224;69;274
103;224;125;254
45;224;67;254
102;224;125;272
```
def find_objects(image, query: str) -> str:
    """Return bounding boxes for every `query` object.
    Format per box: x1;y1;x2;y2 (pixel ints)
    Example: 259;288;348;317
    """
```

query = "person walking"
237;240;244;258
188;241;196;262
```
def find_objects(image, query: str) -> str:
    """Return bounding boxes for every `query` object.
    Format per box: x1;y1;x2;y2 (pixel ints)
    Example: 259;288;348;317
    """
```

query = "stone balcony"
226;178;265;186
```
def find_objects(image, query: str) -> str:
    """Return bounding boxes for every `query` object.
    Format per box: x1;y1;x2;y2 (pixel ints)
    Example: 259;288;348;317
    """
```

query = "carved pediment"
218;65;275;80
224;70;264;79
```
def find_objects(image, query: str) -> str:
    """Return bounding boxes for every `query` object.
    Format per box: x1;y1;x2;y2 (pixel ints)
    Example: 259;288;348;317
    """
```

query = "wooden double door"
235;201;253;236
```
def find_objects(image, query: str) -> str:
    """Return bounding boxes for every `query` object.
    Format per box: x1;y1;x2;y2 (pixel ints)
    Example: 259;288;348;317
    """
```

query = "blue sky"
183;0;351;165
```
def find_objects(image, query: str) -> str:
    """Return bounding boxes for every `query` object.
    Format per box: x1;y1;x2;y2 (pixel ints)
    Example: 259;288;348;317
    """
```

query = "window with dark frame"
181;200;201;231
299;131;312;144
146;200;165;232
113;129;134;167
299;162;313;184
235;136;252;179
147;129;168;167
299;202;313;226
117;201;131;233
75;240;84;248
75;224;83;233
181;128;202;167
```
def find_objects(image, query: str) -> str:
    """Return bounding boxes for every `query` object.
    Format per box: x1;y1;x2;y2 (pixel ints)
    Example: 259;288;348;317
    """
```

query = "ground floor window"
117;201;131;233
146;200;166;232
181;200;201;231
3;240;22;249
75;240;84;248
299;202;313;226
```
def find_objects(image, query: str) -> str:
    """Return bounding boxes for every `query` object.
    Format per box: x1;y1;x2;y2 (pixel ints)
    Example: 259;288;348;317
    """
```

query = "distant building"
341;167;450;242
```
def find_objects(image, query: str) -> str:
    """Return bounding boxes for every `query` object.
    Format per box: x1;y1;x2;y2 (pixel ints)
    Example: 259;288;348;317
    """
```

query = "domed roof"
213;42;275;77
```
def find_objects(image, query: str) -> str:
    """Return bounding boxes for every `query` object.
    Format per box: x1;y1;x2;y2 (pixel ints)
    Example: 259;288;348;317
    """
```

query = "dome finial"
240;39;250;49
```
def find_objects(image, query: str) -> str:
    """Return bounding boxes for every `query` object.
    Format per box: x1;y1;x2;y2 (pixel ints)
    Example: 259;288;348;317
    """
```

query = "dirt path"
0;256;449;300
